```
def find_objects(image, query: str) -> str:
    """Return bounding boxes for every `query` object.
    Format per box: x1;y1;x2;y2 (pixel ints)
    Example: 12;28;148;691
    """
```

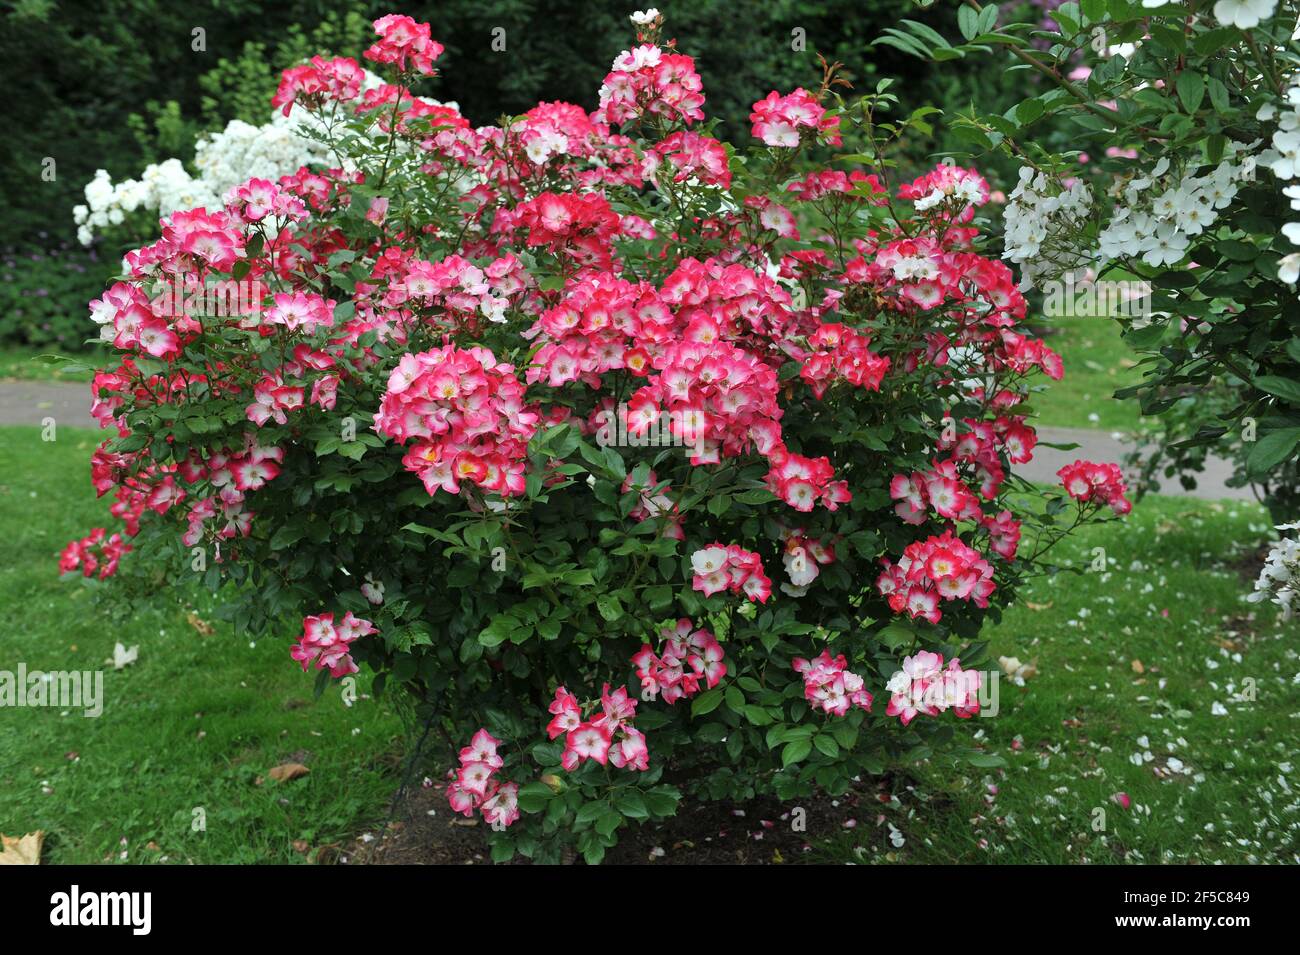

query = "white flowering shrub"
71;69;409;248
1248;521;1300;618
898;0;1300;522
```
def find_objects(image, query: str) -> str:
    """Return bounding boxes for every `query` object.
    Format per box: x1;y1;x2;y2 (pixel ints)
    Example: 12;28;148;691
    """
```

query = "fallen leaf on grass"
186;612;214;636
266;762;310;783
1024;601;1054;611
104;642;138;670
1130;659;1145;674
0;831;44;865
998;656;1038;684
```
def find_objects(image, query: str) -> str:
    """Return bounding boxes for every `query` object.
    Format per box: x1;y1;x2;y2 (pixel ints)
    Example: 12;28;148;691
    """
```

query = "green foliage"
0;241;118;351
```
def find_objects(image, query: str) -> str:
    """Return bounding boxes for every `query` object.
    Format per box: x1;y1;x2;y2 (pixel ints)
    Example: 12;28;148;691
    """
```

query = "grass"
0;426;405;863
0;346;97;383
824;495;1299;864
1031;314;1155;434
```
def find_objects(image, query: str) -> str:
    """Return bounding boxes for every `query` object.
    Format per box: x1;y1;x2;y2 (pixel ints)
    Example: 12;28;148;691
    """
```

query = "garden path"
0;380;1254;500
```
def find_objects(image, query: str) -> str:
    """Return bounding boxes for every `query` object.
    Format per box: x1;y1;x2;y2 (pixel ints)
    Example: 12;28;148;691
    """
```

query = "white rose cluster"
1001;167;1094;289
71;67;419;246
1261;75;1300;281
1247;522;1300;621
73;111;332;246
1095;151;1251;269
1003;145;1253;289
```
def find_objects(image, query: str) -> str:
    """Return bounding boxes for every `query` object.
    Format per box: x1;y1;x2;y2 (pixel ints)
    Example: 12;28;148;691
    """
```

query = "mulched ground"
337;775;914;865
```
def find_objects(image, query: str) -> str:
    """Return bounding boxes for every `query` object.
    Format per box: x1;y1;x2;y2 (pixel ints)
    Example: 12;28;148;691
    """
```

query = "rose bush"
63;10;1126;863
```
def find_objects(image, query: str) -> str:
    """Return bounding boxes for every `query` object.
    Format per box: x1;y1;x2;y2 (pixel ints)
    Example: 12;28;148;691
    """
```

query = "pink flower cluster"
786;169;886;203
446;729;520;828
898;165;990;223
596;45;705;127
792;650;873;716
511;191;622;270
632;619;726;704
876;530;995;624
262;291;335;334
628;339;783;466
273;55;366;116
290;612;376;678
842;234;1030;331
996;330;1065;380
382;252;532;329
91;281;184;360
649;131;731;188
525;274;661;387
548;685;649;772
1058;459;1132;515
890;462;982;525
173;439;283;547
750;88;840;148
780;528;835;590
224;178;308;224
690;543;772;603
246;374;305;427
765;446;851;512
364;13;444;75
59;529;132;580
981;509;1022;560
202;440;284;492
374;344;540;497
799;323;890;399
884;651;981;725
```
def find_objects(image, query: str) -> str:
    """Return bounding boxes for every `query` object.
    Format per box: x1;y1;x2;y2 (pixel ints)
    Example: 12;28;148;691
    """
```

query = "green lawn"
0;346;97;383
827;495;1299;864
0;426;404;863
1032;314;1155;433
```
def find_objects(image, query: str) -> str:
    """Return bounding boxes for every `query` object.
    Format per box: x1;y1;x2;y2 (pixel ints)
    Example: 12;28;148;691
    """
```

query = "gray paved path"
1016;426;1253;502
0;379;96;429
0;381;1255;500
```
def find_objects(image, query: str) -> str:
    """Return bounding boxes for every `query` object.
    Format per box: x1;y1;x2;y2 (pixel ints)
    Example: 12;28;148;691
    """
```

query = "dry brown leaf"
1025;601;1054;611
186;612;215;636
0;831;44;865
1131;659;1145;674
267;762;311;783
